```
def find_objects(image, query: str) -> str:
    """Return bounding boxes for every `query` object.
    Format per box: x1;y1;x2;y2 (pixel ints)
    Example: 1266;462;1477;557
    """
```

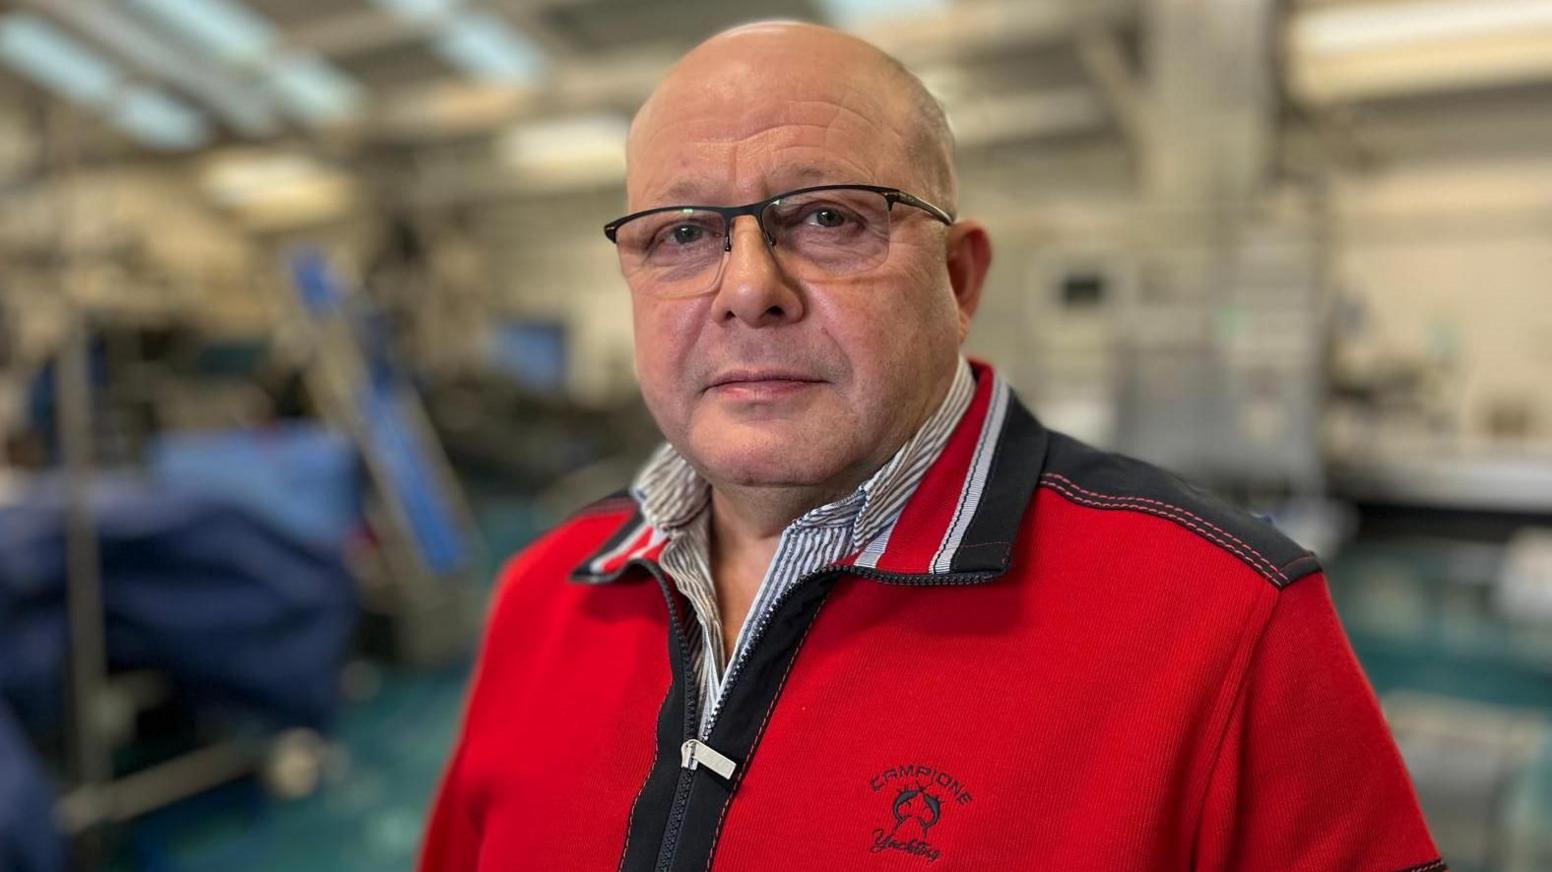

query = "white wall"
1329;156;1552;445
481;188;638;405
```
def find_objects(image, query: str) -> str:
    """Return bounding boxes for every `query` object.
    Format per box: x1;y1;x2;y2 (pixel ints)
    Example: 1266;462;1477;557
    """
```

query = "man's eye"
668;224;706;244
804;208;849;228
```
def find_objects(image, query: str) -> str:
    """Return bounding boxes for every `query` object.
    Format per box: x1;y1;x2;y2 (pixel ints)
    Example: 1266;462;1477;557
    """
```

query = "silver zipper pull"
680;739;737;780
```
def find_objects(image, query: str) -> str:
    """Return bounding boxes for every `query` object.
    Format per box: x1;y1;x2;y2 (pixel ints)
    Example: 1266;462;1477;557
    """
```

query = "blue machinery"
288;248;485;665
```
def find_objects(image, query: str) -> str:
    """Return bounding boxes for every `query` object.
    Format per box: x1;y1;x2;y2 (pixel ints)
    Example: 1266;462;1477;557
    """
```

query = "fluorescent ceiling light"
370;0;458;24
270;55;364;123
201;149;356;228
433;11;546;84
1290;0;1552;102
817;0;948;28
497;114;627;187
1295;0;1552;55
376;82;530;139
203;150;331;205
111;86;210;150
0;13;122;107
128;0;277;66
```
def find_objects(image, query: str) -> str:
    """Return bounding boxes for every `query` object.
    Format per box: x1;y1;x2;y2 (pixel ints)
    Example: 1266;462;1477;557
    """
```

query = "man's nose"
711;214;805;327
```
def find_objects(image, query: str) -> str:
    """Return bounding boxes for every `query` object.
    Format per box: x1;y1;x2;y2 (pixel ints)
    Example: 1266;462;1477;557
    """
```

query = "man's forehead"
627;91;904;207
638;163;871;207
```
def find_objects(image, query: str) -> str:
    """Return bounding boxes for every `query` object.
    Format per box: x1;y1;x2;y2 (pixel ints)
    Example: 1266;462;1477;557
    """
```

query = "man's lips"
708;369;822;388
705;370;824;397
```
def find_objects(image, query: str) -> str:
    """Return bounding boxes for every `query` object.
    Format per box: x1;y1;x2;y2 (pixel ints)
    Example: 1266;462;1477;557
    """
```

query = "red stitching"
1041;473;1288;581
1040;481;1287;586
702;587;833;872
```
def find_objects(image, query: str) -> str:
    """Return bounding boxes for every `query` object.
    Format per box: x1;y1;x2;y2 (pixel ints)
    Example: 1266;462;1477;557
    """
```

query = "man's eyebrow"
658;179;712;203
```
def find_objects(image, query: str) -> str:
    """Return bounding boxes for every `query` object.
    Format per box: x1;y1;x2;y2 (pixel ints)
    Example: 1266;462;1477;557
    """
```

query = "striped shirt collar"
572;358;1050;584
631;355;975;555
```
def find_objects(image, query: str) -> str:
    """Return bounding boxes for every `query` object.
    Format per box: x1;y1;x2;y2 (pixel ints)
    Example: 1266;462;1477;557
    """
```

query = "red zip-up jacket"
422;363;1443;871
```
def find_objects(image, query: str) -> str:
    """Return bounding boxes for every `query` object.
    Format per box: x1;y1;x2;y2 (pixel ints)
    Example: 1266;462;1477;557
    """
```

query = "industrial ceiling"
0;0;1548;218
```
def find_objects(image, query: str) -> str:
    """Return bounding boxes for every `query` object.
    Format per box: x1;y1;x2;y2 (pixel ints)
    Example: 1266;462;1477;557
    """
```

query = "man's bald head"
626;21;957;213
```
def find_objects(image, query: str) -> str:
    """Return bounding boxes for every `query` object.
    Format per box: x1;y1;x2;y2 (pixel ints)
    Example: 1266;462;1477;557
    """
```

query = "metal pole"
49;99;111;870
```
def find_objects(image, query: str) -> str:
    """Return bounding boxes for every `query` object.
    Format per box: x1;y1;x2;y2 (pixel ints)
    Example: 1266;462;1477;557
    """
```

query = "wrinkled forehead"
625;63;913;210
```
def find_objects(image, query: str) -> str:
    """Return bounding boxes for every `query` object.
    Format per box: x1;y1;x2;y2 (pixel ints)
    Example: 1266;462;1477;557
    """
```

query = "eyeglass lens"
613;188;894;298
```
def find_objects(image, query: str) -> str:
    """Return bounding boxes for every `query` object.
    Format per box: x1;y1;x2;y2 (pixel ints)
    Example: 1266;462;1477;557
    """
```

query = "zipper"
647;563;839;872
637;561;701;872
680;739;737;779
699;566;841;736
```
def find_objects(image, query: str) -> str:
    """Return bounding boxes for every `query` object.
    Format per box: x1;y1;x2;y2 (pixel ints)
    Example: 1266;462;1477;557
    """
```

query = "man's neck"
703;480;857;658
708;480;848;542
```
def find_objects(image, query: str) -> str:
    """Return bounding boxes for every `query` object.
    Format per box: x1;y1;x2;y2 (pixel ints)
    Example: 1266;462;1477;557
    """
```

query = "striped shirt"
632;356;976;735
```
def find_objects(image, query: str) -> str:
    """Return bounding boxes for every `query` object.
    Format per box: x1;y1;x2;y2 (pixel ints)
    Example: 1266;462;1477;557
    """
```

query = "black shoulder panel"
1040;432;1321;589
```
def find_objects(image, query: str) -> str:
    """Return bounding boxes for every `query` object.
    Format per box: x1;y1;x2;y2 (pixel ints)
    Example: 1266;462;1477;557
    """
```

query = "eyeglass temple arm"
886;190;955;225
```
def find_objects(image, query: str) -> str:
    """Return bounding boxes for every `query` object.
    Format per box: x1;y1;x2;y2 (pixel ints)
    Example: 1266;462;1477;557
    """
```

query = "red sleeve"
418;552;530;872
419;741;481;871
1194;573;1445;872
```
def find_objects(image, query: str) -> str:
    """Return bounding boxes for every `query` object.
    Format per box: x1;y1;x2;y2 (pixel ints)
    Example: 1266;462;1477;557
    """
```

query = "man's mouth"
707;369;824;398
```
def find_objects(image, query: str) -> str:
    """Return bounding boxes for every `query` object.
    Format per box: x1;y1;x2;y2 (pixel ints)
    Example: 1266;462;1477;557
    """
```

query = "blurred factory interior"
0;0;1550;869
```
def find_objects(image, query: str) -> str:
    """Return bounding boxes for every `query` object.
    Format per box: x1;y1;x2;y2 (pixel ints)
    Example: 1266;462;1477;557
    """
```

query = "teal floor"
111;664;470;872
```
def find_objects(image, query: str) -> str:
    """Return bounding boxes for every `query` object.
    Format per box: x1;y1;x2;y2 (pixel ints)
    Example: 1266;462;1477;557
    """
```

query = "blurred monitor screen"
492;320;568;393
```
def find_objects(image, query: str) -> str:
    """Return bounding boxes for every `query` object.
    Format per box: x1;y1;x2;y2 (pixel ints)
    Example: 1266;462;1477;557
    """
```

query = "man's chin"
687;434;853;492
700;457;839;491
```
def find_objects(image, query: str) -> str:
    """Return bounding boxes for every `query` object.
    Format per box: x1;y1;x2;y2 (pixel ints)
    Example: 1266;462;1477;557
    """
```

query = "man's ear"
945;220;992;342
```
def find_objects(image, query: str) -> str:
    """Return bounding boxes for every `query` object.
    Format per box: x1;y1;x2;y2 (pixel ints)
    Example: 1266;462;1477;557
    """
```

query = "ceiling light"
269;54;364;123
1295;0;1552;55
0;13;121;107
201;149;355;228
203;150;325;204
497;114;627;188
433;11;545;84
1290;0;1552;102
817;0;948;28
127;0;277;66
111;86;210;150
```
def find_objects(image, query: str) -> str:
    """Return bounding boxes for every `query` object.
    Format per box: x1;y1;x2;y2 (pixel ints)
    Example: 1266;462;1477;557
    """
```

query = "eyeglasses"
603;183;954;299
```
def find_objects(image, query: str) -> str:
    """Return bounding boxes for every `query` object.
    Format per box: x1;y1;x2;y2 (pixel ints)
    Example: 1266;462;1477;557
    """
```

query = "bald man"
421;22;1443;872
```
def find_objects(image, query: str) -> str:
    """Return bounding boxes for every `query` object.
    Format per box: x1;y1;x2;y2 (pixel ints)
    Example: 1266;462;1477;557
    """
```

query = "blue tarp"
0;477;358;865
148;424;361;549
0;476;357;728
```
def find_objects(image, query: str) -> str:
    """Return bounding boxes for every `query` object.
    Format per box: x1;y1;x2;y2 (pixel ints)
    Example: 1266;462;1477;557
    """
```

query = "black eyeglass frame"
602;183;956;248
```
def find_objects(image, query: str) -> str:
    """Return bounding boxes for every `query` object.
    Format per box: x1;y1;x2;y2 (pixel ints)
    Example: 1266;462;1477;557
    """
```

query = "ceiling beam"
285;7;437;59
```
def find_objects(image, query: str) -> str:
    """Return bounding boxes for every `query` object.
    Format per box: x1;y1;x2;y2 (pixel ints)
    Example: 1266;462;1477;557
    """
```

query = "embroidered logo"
867;764;973;864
